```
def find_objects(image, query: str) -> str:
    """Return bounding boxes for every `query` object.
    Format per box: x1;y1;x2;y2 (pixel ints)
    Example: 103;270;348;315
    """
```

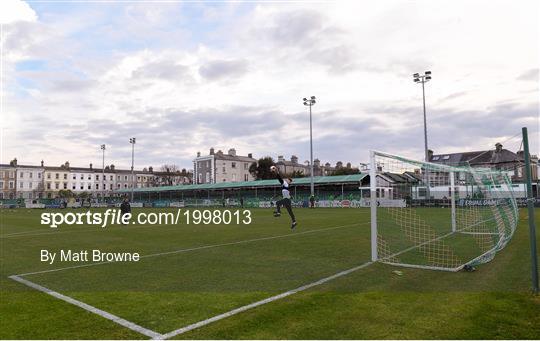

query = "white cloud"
0;0;37;24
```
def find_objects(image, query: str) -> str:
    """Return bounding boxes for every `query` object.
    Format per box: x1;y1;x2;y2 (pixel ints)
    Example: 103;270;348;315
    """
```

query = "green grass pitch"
1;207;539;339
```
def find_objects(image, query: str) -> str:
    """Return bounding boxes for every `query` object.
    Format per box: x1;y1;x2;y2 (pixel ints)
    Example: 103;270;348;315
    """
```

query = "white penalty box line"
9;222;372;339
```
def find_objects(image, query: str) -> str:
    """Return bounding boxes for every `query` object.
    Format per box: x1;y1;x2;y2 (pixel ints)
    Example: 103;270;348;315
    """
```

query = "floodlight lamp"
425;71;431;75
311;96;316;100
413;73;419;77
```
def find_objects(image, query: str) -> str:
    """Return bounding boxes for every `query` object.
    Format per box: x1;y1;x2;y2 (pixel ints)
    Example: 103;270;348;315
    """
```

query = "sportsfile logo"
40;209;252;228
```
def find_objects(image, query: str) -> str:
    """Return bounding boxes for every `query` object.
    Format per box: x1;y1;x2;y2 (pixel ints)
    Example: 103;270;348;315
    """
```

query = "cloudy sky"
1;0;538;170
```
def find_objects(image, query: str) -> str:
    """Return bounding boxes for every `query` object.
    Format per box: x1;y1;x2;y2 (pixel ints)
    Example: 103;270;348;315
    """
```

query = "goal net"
369;150;518;271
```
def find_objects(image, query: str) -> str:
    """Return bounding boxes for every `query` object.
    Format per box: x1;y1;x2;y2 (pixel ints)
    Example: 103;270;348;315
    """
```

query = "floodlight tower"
101;144;106;201
129;137;136;202
303;96;316;197
413;71;432;199
413;71;432;162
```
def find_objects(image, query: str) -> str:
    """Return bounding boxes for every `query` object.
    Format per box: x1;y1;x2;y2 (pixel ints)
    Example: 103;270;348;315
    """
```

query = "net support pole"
522;127;539;294
370;150;378;261
450;171;456;232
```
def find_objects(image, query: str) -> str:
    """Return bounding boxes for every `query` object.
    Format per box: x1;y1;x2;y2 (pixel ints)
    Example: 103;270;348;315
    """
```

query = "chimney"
495;143;503;153
325;162;331;168
314;159;320;167
278;155;285;162
10;158;17;167
346;162;351;168
248;153;253;158
291;155;298;164
90;163;93;170
65;161;70;168
149;166;153;172
210;147;215;155
428;149;434;161
110;164;115;171
197;151;201;157
336;161;343;168
228;148;236;156
41;160;44;167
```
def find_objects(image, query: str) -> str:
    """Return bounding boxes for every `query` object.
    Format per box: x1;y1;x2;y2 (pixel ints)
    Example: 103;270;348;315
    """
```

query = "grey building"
194;148;256;184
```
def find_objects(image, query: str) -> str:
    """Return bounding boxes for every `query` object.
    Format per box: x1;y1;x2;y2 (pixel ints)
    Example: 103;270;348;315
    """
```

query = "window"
63;183;67;189
0;181;3;188
55;183;59;189
72;185;76;190
432;156;440;161
223;179;226;182
73;174;76;180
232;174;236;181
19;172;24;178
110;184;113;190
80;185;84;190
124;184;128;188
20;182;24;188
244;163;248;170
88;185;91;190
9;181;14;189
206;171;210;183
117;184;121;188
96;184;99;189
124;175;128;181
88;175;91;180
223;167;226;173
110;175;113;181
232;162;236;168
64;174;67;180
55;173;59;179
38;173;41;179
96;175;100;181
442;155;450;160
47;173;51;179
80;174;83;179
418;187;427;197
30;172;33;178
198;173;202;184
244;174;248;181
47;183;51;190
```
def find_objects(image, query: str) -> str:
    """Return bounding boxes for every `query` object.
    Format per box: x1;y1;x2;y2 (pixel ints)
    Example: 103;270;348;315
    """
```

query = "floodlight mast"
303;96;316;197
414;71;432;199
101;144;106;201
129;138;136;202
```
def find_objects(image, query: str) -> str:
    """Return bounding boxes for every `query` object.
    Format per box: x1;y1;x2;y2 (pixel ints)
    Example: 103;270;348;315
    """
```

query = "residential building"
194;148;256;184
0;159;18;200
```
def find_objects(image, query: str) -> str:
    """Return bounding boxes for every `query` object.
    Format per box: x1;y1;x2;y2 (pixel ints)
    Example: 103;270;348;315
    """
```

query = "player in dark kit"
270;166;297;229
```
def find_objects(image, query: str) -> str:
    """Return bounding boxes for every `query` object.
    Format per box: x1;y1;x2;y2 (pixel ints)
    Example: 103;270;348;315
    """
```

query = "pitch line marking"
9;275;163;339
160;261;373;339
12;222;367;277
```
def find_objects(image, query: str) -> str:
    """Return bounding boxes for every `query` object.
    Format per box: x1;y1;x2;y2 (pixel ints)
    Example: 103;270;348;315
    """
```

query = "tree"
58;189;74;198
158;164;190;185
249;157;275;180
332;167;360;176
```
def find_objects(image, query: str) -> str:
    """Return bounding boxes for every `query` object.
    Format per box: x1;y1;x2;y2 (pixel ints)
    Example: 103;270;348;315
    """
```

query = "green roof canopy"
116;173;367;193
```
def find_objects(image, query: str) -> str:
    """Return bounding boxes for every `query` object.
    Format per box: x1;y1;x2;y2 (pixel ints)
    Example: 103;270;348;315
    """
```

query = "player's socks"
291;221;297;230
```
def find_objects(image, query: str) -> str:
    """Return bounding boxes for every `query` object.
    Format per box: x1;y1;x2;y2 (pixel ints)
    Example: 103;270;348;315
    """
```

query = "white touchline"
160;261;374;339
13;222;367;277
9;275;163;340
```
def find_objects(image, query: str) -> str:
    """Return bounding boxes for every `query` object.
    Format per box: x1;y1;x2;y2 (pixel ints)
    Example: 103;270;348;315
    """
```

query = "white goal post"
369;150;518;272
